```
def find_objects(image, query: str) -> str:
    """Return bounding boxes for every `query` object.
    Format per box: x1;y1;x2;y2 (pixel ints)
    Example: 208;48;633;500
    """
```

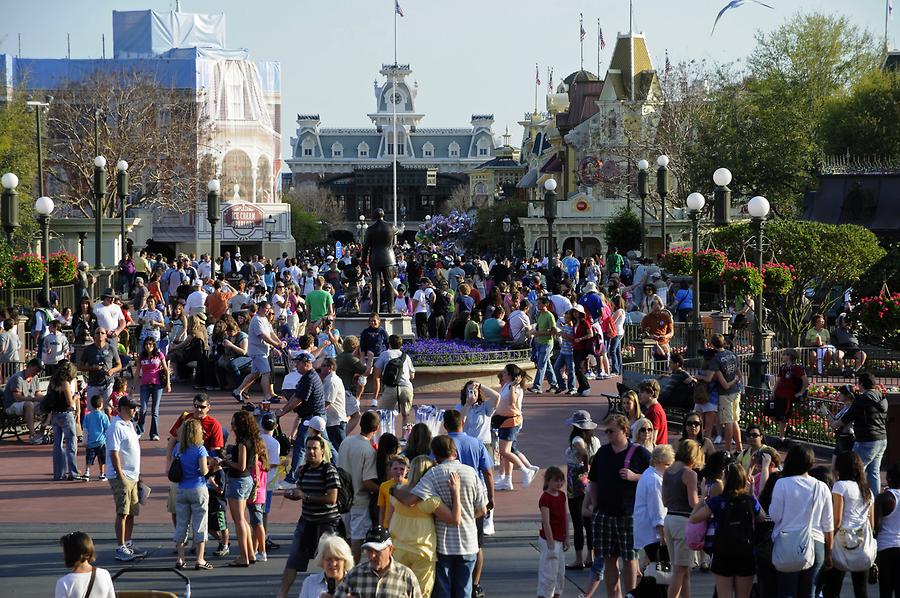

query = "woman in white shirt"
822;451;873;598
875;464;900;598
55;532;115;598
770;444;834;598
297;533;354;598
632;445;675;565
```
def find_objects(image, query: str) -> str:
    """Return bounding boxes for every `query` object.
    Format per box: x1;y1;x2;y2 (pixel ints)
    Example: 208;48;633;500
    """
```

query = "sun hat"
564;409;598;430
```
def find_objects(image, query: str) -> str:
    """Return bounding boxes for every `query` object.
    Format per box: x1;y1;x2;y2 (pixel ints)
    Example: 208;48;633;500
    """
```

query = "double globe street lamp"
747;195;771;390
35;195;55;301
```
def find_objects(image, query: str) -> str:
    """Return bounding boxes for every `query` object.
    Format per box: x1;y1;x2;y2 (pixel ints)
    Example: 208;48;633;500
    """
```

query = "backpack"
431;290;450;315
336;466;354;514
28;307;53;340
713;494;757;562
381;354;406;387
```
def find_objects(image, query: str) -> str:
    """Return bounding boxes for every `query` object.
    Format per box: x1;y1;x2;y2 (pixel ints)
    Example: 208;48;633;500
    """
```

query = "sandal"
175;561;186;570
195;561;213;570
227;561;250;567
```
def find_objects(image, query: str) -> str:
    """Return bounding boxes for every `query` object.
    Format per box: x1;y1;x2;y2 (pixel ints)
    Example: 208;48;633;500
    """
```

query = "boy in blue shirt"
82;394;110;480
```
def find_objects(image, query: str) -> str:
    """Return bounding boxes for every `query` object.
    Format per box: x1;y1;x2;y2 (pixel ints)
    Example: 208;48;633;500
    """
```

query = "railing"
12;285;75;313
407;347;532;368
741;386;843;446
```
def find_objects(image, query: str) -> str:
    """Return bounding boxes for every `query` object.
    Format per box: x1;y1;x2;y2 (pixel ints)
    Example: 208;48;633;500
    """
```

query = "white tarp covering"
113;10;227;58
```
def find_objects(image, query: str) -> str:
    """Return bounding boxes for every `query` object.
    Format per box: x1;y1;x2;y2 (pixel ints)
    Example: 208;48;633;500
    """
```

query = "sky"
1;0;895;161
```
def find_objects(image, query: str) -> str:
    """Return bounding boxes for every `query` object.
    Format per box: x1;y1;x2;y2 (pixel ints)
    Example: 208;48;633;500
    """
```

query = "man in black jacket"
841;371;887;493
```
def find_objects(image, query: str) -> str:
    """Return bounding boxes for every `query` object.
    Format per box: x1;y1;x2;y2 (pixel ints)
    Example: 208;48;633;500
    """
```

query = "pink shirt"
139;354;164;386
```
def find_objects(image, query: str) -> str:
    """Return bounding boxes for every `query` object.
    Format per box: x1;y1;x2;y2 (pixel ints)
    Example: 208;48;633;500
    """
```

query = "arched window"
422;142;434;158
476;136;492;157
331;142;343;158
301;137;315;157
221;150;253;199
257;156;272;203
448;141;460;158
358;142;369;157
474;182;486;194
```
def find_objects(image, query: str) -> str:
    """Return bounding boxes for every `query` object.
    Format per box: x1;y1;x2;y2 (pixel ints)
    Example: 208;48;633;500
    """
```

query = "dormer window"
358;142;369;157
477;136;492;157
449;142;460;158
422;142;434;158
331;142;343;158
301;137;315;158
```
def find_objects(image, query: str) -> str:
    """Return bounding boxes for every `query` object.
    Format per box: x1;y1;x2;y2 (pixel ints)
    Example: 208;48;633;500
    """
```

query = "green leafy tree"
602;208;642;254
820;70;900;157
0;95;40;254
468;200;526;256
287;199;325;249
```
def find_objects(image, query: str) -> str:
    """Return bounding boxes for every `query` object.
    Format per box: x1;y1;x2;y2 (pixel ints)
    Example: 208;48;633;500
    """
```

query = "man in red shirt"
638;379;668;445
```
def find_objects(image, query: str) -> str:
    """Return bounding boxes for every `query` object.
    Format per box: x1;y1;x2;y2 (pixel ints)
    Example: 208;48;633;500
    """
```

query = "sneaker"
126;542;147;558
528;387;543;394
115;545;136;561
567;389;578;396
265;538;280;551
528;465;540;472
521;468;536;488
494;477;513;491
597;373;610;379
84;469;91;479
98;474;107;481
255;551;268;562
579;389;591;397
483;510;496;536
214;544;230;557
585;372;597;380
548;386;560;393
28;435;44;445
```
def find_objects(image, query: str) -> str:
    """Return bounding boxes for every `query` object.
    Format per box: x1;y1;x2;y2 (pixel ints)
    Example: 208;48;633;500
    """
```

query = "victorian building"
284;63;498;241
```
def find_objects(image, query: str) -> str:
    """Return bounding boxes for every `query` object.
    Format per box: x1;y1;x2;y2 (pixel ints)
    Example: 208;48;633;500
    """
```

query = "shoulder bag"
82;566;96;598
772;524;815;572
833;522;877;572
167;453;184;483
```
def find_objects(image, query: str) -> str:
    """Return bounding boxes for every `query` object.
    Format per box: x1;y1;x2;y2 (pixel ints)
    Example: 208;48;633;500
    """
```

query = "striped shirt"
335;558;423;598
411;459;486;556
558;323;574;354
297;461;341;523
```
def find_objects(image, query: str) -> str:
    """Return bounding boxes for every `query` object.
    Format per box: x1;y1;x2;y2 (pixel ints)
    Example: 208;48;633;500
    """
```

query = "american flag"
535;63;541;86
665;51;672;75
599;24;606;50
395;0;404;17
580;13;586;41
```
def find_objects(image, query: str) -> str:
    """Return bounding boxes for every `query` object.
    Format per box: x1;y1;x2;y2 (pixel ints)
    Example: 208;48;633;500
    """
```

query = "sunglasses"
639;427;653;433
194;404;209;410
686;421;701;427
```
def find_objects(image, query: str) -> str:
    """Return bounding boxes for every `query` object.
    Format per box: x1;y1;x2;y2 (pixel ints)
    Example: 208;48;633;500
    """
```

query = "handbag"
167;454;184;483
772;525;815;572
833;523;877;572
685;518;708;550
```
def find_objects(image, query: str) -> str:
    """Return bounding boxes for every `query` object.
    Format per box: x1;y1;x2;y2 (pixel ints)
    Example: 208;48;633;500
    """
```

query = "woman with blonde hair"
663;439;704;598
632;417;656;451
388;455;462;597
173;417;211;570
621;390;643;438
297;534;355;598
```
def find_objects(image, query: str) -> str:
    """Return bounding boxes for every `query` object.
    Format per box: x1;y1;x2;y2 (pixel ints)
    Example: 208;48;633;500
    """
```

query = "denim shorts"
250;355;271;375
497;425;520;442
247;502;264;526
224;475;254;500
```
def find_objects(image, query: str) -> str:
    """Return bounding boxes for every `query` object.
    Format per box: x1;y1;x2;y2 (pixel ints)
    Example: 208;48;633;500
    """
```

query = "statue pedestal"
90;269;114;300
334;314;414;339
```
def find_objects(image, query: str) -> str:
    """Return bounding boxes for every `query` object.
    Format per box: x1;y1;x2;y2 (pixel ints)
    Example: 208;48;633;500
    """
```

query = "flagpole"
534;63;539;113
580;13;584;71
886;0;891;54
597;18;601;76
629;0;635;102
392;1;398;227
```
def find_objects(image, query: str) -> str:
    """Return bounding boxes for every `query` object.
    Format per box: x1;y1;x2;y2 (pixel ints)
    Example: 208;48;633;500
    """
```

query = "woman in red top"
768;348;809;442
571;305;594;396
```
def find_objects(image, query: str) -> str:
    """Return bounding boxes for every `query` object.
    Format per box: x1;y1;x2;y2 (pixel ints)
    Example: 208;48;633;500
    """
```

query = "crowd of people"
0;241;884;598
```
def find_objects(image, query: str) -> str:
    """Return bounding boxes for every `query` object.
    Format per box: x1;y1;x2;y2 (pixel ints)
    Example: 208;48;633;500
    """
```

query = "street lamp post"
502;215;512;257
116;160;129;260
35;195;54;301
747;195;771;390
207;179;220;260
656;155;670;254
713;168;733;226
637;160;649;257
93;156;107;268
25;96;52;198
265;214;277;243
686;192;706;355
543;178;558;257
1;173;19;244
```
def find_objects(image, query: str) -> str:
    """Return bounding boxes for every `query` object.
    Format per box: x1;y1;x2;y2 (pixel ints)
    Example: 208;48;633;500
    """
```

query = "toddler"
82;395;110;481
377;455;409;527
206;456;230;557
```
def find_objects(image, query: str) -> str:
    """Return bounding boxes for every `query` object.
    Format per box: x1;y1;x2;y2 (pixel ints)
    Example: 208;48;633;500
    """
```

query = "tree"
602;208;642;254
820;70;900;158
443;184;472;214
45;69;214;218
286;200;326;249
467;200;526;256
284;182;344;227
0;94;41;254
856;244;900;299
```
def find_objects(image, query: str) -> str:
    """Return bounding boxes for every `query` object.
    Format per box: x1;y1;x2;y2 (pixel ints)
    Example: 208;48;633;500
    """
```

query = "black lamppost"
543;178;558;257
25;96;51;198
35;195;54;301
93;155;107;268
637;159;649;257
502;215;512;257
207;179;220;260
713;168;732;226
747;195;771;389
1;173;19;244
656;155;670;255
265;214;277;243
686;192;706;355
116;160;129;260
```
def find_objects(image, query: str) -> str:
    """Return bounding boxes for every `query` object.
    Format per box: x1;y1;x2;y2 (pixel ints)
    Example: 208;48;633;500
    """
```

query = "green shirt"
464;320;482;340
535;310;556;346
306;289;333;322
608;253;624;273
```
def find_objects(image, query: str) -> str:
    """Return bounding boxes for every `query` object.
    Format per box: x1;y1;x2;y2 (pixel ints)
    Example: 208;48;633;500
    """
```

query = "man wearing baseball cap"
278;352;326;486
106;395;146;561
335;527;422;598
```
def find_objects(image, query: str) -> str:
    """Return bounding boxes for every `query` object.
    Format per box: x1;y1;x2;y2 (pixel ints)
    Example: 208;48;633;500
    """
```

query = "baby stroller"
112;565;192;598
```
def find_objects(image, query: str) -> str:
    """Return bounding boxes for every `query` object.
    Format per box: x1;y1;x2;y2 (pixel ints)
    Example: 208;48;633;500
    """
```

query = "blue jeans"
137;384;163;438
434;552;477;598
607;335;622;374
286;423;310;482
855;439;887;494
776;539;824;598
553;351;575;391
326;422;346;451
532;342;557;389
52;411;78;479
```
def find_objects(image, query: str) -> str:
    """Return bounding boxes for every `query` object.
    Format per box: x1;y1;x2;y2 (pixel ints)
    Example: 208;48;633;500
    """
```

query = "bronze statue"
361;208;398;314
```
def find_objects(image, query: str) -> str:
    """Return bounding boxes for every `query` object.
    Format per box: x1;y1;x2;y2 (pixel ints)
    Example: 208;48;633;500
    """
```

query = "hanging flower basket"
696;249;727;284
858;292;900;348
11;253;46;286
762;262;795;295
722;261;764;298
662;248;693;276
49;250;78;285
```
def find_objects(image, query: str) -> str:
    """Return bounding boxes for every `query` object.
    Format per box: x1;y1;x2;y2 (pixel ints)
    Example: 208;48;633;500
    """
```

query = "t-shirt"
293;370;326;419
588;442;651;516
457;401;495;444
228;292;250;314
136;308;164;341
2;370;38;409
80;342;120;387
535;310;556;347
508;310;530;342
774;363;806;401
323;373;348;425
138;354;164;386
93;302;124;333
832;479;873;530
644;401;669;445
54;567;116;598
482;318;504;343
41;332;70;365
0;330;18;363
316;329;341;359
336;351;366;392
338;434;378;505
378;479;407;526
710;349;738;394
174;444;209;489
297;461;342;522
640;311;674;346
359;327;389;357
262;434;281;490
106;415;140;481
306;289;333;322
448;431;493;477
770;475;834;542
413;288;435;315
412;459;487;556
804;328;831;346
168;414;224;452
247;314;273;357
375;349;415;388
539;491;568;541
83;410;110;449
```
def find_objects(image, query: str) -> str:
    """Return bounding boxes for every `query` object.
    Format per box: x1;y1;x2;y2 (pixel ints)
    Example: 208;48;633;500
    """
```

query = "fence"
12;285;76;314
407;347;532;368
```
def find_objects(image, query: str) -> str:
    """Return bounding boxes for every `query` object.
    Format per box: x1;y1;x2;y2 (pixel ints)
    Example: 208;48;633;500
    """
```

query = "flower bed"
402;339;529;367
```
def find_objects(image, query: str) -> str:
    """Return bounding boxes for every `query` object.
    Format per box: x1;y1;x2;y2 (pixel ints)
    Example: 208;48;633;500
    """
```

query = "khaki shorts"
718;392;741;424
663;514;694;567
110;475;140;517
378;386;413;416
349;504;373;541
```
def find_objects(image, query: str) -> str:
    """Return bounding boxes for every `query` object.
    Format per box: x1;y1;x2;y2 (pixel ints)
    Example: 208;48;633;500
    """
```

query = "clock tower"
368;64;424;157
